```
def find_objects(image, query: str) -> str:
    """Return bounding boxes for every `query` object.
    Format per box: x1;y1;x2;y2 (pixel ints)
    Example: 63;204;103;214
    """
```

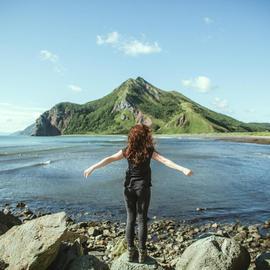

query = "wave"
255;152;270;159
0;145;80;157
0;160;52;174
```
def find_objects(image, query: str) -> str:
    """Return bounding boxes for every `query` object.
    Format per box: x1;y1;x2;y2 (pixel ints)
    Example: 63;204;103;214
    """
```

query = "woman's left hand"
84;166;94;178
183;168;193;176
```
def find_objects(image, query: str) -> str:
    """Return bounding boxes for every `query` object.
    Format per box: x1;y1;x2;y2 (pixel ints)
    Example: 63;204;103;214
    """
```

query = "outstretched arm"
152;151;193;176
84;149;124;178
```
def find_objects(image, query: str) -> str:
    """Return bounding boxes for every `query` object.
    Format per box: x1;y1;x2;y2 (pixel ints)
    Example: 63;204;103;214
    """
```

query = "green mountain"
19;77;270;136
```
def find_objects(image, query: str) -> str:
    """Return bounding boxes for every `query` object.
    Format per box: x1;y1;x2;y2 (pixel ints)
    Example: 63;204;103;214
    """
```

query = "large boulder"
67;255;109;270
0;212;71;270
47;239;84;270
255;252;270;270
0;211;21;235
111;251;164;270
175;234;250;270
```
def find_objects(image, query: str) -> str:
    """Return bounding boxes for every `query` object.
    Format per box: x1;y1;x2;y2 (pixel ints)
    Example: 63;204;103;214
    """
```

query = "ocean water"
0;135;269;224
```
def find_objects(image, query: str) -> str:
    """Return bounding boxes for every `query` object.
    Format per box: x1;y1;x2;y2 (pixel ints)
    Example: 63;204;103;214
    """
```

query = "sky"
0;0;270;133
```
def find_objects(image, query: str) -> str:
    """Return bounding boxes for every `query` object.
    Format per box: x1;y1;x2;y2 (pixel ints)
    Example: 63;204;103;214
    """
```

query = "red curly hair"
123;123;157;166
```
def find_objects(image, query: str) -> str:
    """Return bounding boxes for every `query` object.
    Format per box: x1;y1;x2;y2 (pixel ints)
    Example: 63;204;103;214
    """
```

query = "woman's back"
122;146;154;189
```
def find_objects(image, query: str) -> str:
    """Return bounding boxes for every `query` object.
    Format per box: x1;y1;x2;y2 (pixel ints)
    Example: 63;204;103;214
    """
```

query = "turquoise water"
0;135;269;224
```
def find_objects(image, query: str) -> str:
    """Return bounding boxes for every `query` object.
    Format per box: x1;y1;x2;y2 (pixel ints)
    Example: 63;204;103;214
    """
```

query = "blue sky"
0;0;269;133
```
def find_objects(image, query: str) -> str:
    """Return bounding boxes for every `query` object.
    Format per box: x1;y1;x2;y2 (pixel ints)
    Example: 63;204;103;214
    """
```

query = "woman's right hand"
84;166;94;178
183;168;193;176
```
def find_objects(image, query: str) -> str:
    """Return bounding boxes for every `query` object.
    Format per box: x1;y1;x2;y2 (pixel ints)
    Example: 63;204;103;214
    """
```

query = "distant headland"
12;77;270;137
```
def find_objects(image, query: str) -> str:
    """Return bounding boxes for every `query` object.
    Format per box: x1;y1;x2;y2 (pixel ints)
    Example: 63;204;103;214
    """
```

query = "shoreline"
65;133;270;145
60;133;270;145
4;132;270;145
1;201;269;228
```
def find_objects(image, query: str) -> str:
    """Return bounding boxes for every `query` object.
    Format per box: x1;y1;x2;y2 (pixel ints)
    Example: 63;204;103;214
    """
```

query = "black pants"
123;186;151;249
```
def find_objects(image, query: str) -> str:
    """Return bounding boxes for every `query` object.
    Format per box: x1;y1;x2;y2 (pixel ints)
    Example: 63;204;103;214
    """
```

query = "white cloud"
96;31;120;45
96;31;162;56
40;50;58;62
120;40;161;56
212;97;234;114
203;17;214;24
181;76;212;92
68;84;82;92
0;103;47;133
39;49;65;74
213;97;228;109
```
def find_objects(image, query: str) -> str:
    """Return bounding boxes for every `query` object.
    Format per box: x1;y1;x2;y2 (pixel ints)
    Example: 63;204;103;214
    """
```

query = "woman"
83;124;193;263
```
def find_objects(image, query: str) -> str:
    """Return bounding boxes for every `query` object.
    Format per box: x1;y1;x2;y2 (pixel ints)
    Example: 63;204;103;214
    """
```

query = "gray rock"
0;211;21;235
111;99;135;114
16;202;26;208
88;227;102;237
176;114;188;127
0;212;71;270
111;251;164;270
67;255;109;270
255;252;270;270
175;235;250;270
48;239;84;270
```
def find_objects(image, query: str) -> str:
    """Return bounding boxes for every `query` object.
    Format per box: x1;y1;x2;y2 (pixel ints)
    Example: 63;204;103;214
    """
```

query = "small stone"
216;229;223;235
23;208;33;216
16;202;26;208
96;235;103;240
103;229;111;236
3;208;10;215
78;222;88;228
88;227;102;237
263;220;270;229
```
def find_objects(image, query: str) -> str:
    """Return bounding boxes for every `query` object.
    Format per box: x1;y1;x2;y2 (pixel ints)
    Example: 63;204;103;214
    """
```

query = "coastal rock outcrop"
111;251;164;270
175;234;250;270
0;212;71;270
33;107;68;136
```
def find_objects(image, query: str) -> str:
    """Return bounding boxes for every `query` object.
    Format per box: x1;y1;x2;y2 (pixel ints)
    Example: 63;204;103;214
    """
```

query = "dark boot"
127;246;137;262
138;247;147;263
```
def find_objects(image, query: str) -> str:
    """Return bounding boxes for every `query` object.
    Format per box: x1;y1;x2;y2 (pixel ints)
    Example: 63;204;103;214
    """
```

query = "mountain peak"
122;76;148;84
118;77;151;94
135;76;152;85
135;76;146;82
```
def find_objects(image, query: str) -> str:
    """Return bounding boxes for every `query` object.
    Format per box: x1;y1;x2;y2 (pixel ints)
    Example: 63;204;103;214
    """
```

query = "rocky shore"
0;203;269;270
